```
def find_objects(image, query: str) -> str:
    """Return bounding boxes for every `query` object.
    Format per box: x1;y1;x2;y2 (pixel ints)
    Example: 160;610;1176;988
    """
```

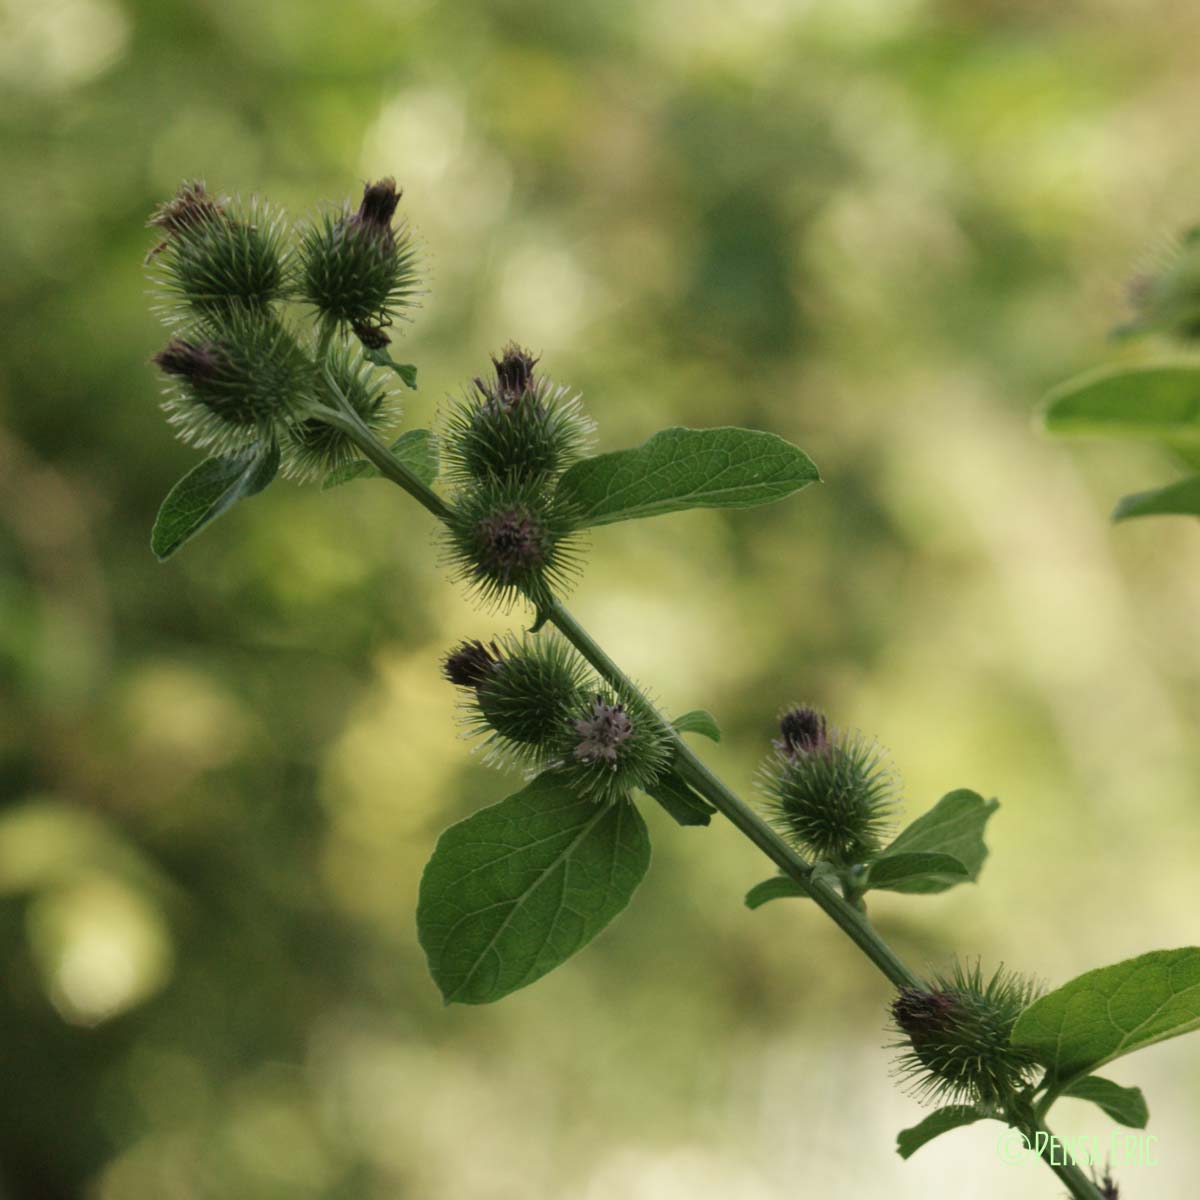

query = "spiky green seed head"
153;309;312;454
890;961;1042;1106
758;708;897;866
148;183;291;318
441;344;593;486
280;343;398;481
445;633;590;766
444;477;583;610
298;178;421;346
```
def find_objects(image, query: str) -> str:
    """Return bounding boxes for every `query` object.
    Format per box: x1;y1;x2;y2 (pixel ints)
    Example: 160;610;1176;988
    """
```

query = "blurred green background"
2;0;1199;1196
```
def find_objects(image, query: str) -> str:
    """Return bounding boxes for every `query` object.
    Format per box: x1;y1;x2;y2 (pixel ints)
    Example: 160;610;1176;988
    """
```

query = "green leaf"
416;774;651;1005
151;441;279;561
1012;947;1200;1089
322;428;439;489
361;346;418;389
896;1106;987;1159
1112;474;1200;522
641;770;714;827
1041;364;1200;442
556;426;820;526
671;710;722;742
866;851;970;892
1058;1076;1149;1129
875;790;998;894
744;875;809;909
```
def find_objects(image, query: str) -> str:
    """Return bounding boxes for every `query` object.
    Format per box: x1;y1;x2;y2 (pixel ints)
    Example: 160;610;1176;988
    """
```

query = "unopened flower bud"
890;961;1040;1106
758;709;896;865
154;311;311;453
442;347;592;486
299;178;421;343
450;633;588;762
148;183;290;314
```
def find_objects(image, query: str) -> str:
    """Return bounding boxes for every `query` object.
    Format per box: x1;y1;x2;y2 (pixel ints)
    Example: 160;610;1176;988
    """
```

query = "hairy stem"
329;404;1105;1200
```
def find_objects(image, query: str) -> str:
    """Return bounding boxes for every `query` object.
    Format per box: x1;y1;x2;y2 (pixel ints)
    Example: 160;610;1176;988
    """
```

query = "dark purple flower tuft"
443;640;503;689
891;988;960;1042
491;343;539;402
152;338;225;383
475;508;547;581
774;705;828;758
349;178;401;246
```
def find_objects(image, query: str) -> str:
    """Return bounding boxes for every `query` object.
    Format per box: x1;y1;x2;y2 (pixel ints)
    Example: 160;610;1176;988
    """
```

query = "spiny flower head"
573;696;634;766
298;177;421;348
758;707;897;866
148;184;291;317
445;633;589;763
890;960;1042;1106
444;477;583;610
153;310;312;454
556;686;672;805
441;344;592;486
280;342;398;481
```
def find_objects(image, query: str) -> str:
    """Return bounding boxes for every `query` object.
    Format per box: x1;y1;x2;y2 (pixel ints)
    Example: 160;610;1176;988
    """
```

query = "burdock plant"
142;178;1200;1200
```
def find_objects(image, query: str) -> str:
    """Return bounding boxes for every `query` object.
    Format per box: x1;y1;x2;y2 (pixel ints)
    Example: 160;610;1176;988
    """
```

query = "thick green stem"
329;409;1104;1200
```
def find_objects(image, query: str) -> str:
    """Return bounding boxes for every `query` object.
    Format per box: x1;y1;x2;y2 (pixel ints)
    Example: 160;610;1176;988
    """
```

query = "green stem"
1011;1109;1108;1200
544;596;922;991
328;409;1102;1200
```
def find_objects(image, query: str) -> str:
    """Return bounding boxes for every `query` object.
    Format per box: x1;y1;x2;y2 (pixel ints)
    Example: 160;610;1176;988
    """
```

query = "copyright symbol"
996;1129;1031;1164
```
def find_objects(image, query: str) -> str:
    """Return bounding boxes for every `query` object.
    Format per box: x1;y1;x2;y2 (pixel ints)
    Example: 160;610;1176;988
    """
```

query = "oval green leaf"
556;427;819;526
744;875;809;909
866;851;970;892
896;1106;987;1159
875;790;998;894
1059;1076;1149;1129
151;441;279;561
417;774;651;1005
1041;364;1200;441
1012;947;1200;1088
671;710;722;742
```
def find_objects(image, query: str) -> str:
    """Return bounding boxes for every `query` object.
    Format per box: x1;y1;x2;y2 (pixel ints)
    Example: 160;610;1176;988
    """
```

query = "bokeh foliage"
3;0;1200;1196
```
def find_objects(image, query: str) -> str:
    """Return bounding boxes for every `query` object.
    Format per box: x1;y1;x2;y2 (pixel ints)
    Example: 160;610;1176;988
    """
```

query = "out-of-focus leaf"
1041;365;1200;441
1112;474;1200;522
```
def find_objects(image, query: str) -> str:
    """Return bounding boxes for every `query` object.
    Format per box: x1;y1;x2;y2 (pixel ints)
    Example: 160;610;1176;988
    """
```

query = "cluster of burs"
144;177;669;805
145;179;1039;1109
